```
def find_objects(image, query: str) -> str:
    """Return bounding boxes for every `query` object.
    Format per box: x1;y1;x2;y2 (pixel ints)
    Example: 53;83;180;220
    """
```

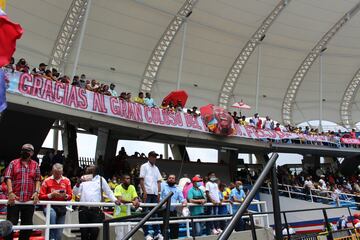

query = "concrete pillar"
95;128;118;177
164;144;169;159
302;154;320;174
170;144;189;161
61;121;79;176
219;149;238;182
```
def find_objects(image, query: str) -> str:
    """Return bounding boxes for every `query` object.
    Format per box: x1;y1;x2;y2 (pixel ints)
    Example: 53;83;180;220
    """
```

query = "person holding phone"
39;163;72;240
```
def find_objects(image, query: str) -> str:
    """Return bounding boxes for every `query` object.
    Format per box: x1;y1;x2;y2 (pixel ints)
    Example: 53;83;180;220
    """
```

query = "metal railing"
261;183;359;207
0;199;269;240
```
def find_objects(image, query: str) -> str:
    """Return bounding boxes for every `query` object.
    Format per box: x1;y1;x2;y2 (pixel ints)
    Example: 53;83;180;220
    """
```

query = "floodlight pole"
255;44;261;113
177;20;187;90
70;0;92;81
319;53;324;132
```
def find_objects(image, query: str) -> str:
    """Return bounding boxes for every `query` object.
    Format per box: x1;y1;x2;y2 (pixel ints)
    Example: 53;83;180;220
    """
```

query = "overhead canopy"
6;0;360;127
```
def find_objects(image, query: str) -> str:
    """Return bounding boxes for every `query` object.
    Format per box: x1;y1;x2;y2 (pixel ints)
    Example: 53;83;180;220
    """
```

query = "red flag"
0;9;23;67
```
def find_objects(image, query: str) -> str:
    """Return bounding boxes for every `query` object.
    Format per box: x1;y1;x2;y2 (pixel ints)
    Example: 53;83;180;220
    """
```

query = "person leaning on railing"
4;143;41;240
39;163;72;240
187;176;206;237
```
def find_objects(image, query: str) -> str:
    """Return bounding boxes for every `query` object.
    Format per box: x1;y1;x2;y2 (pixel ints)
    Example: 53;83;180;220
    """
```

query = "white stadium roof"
7;0;360;129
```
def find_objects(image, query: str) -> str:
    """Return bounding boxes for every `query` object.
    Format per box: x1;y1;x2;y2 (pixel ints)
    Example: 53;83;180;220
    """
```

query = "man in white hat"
4;143;41;240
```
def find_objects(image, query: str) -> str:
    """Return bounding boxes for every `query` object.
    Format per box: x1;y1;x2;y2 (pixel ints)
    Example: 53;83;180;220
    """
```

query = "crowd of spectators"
273;165;360;206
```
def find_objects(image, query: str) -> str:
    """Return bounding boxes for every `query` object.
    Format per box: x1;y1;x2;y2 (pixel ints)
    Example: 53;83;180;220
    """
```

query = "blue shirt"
160;183;185;211
230;188;246;212
145;97;155;107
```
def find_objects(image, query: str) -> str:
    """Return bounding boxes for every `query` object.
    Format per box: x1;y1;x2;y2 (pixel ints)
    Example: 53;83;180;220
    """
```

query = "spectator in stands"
230;180;246;231
218;183;229;230
0;174;7;213
239;116;248;126
168;101;175;112
78;74;86;88
304;176;314;200
4;57;15;73
15;58;29;73
179;174;191;191
102;85;112;96
140;151;163;240
187;176;206;237
351;129;356;139
274;123;281;132
191;106;200;117
31;62;47;76
60;75;71;84
86;79;99;92
125;92;132;102
160;174;187;239
52;68;60;79
144;92;156;108
205;172;222;235
176;100;183;112
71;75;80;87
232;112;240;124
73;165;120;240
120;92;127;100
160;100;168;109
108;175;119;191
39;163;72;240
134;92;145;105
109;83;118;97
113;174;140;240
4;144;41;240
263;116;273;130
44;69;57;81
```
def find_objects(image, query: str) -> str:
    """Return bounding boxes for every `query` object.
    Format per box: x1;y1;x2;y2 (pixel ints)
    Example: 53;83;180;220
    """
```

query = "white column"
255;45;262;113
176;21;187;90
70;0;92;80
319;53;323;132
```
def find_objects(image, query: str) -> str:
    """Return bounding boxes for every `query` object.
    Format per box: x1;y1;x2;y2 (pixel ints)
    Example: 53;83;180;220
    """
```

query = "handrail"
219;153;279;240
261;183;359;206
103;192;173;240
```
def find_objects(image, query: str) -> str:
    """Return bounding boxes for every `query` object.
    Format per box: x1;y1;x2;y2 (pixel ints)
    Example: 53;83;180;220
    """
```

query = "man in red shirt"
4;143;41;240
40;163;72;240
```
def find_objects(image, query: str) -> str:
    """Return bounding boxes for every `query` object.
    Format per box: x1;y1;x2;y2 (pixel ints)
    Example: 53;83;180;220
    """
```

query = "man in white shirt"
205;172;221;235
73;166;120;240
140;151;163;240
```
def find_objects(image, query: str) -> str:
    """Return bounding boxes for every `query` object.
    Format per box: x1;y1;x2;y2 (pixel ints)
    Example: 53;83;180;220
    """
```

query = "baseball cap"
39;63;48;67
148;151;159;157
22;144;34;151
192;176;202;182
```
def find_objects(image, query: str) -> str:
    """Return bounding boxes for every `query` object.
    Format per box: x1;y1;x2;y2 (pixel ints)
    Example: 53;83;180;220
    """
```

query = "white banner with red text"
4;72;342;144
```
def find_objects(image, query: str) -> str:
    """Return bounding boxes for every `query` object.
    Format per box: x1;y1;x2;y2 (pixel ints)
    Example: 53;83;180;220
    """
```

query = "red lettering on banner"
93;92;108;113
175;112;183;127
160;109;169;125
151;108;160;124
135;103;143;122
62;83;69;105
77;88;88;109
127;102;135;121
31;76;43;98
42;79;54;102
144;106;152;122
119;99;126;117
184;114;194;127
67;85;79;108
167;111;175;126
54;82;64;103
244;126;255;138
18;73;32;94
110;97;120;115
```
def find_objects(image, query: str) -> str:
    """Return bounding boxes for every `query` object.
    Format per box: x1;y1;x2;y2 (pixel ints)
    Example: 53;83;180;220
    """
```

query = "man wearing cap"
187;176;206;236
31;63;47;76
4;144;41;240
139;151;163;240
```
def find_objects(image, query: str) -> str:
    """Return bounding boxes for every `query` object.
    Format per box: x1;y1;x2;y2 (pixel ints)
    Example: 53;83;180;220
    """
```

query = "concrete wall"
127;158;231;183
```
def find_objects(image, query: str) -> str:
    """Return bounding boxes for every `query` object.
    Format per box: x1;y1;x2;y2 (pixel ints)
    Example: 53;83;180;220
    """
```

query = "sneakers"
154;233;164;240
212;229;219;235
145;235;154;240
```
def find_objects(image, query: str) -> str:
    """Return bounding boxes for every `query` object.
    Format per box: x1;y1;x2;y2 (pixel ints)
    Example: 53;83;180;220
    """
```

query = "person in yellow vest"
108;175;119;191
113;174;139;240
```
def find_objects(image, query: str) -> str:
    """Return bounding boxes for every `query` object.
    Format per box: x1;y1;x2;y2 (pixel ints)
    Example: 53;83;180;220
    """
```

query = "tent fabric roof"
7;0;360;127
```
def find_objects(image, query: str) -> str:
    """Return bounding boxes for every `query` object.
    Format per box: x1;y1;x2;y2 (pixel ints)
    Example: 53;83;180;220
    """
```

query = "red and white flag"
0;8;23;67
